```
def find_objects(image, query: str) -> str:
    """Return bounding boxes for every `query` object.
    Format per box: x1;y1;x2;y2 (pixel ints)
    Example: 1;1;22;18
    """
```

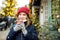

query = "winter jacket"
6;21;38;40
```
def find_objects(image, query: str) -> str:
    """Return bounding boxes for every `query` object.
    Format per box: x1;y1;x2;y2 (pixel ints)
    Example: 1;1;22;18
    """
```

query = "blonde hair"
26;15;32;27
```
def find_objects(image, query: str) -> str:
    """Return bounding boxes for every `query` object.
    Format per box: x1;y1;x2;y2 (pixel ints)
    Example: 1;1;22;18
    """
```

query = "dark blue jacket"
6;21;38;40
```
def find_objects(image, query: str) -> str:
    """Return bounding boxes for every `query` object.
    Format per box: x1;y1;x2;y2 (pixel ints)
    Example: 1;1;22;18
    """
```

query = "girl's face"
18;12;27;22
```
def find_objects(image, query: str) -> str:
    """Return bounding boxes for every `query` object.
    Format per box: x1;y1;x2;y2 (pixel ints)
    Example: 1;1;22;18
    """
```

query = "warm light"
56;15;60;18
30;0;33;3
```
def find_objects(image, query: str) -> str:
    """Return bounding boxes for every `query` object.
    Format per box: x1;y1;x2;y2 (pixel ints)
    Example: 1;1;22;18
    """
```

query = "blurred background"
0;0;60;40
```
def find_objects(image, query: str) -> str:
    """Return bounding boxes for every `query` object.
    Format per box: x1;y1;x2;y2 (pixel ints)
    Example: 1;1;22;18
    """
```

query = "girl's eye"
23;14;26;16
19;14;21;15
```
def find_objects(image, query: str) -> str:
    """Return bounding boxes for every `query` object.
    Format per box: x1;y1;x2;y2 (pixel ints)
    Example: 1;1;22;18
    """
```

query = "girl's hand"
14;19;25;31
13;19;24;31
13;24;22;31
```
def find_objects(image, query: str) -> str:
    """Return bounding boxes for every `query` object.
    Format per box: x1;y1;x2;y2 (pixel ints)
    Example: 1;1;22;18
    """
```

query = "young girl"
6;7;38;40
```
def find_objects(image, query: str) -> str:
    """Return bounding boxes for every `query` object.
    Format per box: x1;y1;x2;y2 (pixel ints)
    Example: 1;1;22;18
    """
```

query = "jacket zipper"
21;32;22;40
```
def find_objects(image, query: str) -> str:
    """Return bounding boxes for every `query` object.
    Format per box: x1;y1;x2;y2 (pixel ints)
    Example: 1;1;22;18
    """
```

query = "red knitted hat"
17;7;29;16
